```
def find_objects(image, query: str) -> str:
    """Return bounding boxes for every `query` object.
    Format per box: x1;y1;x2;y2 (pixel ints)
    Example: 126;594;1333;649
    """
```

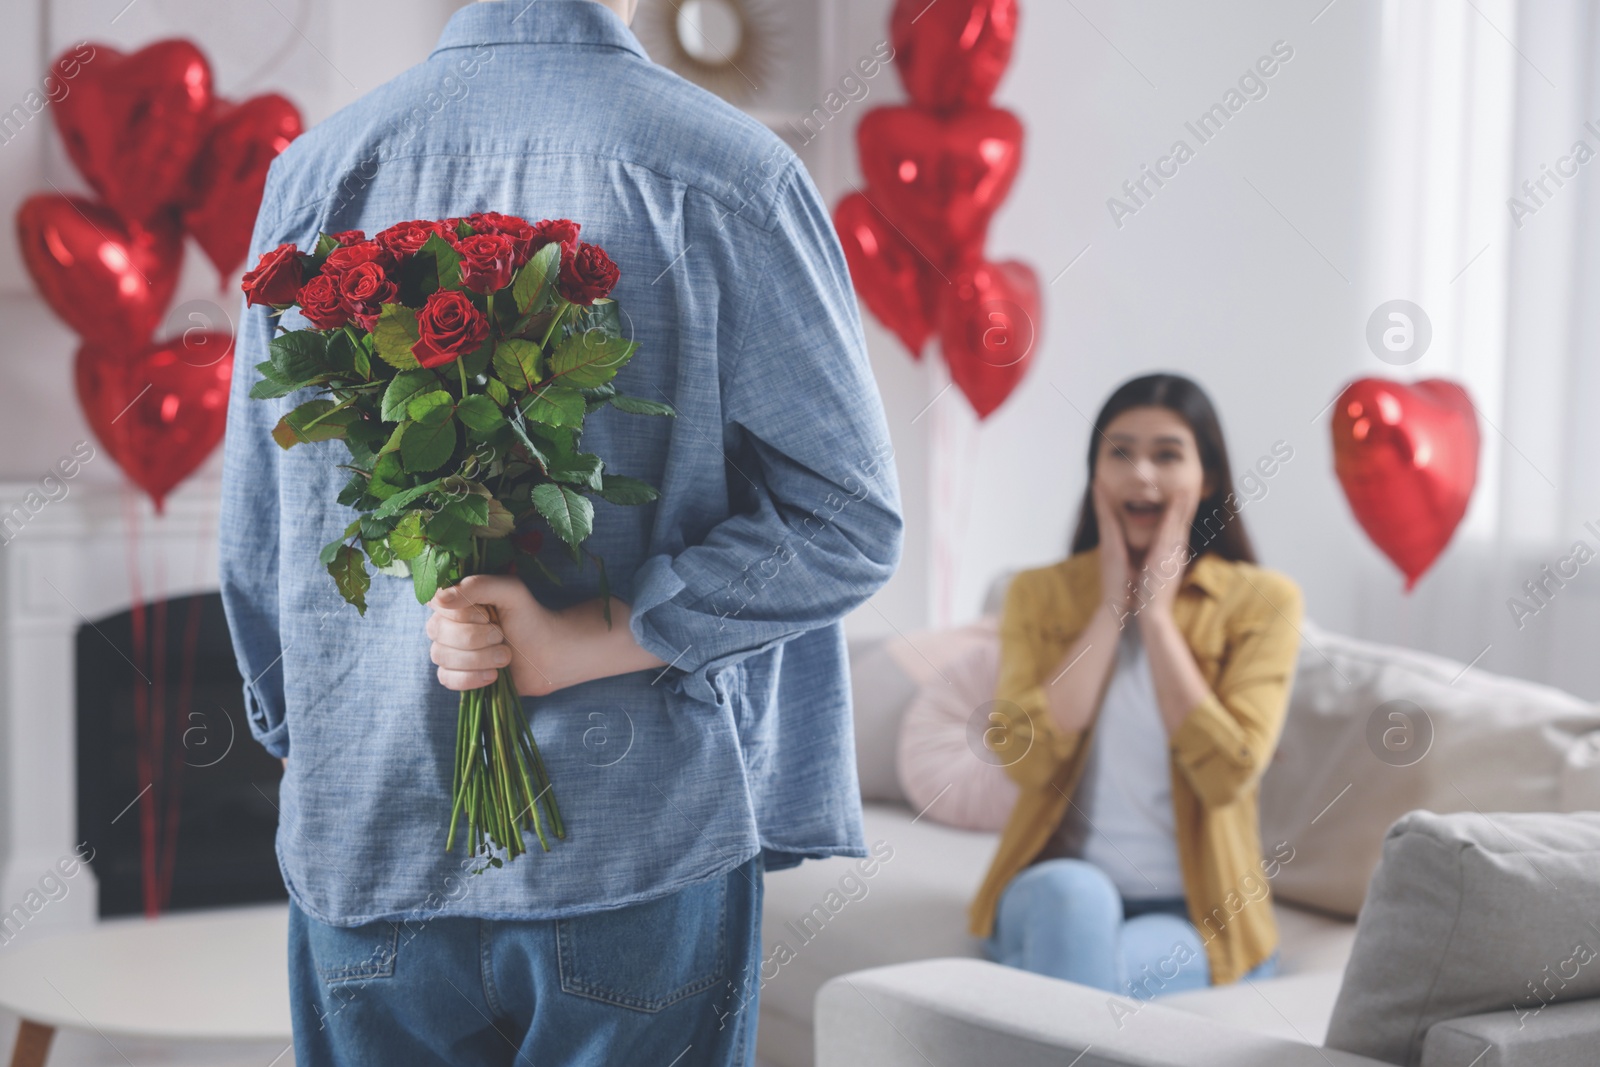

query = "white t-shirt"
1076;622;1186;900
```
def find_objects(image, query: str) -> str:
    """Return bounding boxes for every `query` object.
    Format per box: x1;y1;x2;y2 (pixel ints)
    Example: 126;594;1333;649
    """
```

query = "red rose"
452;232;517;294
412;288;490;369
338;261;399;331
467;212;538;267
530;219;580;255
320;240;395;279
374;219;449;260
296;273;350;330
557;241;619;305
329;229;366;246
241;243;303;307
512;528;543;556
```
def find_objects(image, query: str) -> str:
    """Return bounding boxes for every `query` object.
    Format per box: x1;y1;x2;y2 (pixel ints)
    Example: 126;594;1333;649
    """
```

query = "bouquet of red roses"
240;213;672;871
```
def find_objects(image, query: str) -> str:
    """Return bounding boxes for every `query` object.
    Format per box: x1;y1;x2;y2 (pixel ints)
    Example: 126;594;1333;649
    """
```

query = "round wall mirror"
639;0;778;104
676;0;745;63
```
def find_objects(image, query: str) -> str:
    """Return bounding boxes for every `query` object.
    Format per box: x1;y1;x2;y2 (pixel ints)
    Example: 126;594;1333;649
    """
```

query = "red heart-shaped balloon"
51;40;213;223
938;259;1041;420
834;191;943;358
890;0;1019;113
16;194;182;347
857;105;1024;270
75;332;235;514
1332;378;1480;590
183;93;304;279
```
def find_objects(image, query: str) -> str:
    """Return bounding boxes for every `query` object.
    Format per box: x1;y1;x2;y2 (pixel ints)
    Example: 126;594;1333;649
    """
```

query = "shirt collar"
430;1;649;61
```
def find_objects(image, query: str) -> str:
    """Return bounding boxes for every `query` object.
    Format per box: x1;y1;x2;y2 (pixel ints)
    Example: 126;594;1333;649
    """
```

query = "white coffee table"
0;904;292;1067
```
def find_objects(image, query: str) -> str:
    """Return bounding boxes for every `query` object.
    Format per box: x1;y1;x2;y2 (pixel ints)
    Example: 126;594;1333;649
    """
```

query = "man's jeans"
288;853;764;1066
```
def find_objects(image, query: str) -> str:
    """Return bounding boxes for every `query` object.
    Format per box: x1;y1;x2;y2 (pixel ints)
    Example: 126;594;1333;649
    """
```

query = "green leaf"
547;332;638;389
406;389;455;423
328;544;370;615
319;536;346;565
326;328;357;374
314;233;340;256
531;483;594;548
378;423;406;456
512;241;561;315
608;393;677;417
272;399;358;449
572;298;623;340
389;512;426;559
410;547;440;604
456;394;506;433
597;473;661;506
422;233;462;291
400;414;458;473
370;451;406;499
492;338;542;391
372;478;446;519
249;374;298;400
441;494;490;526
381;369;437;422
548;451;603;491
363;537;394;569
269;330;329;385
521;384;586;428
372;304;422;370
485;377;510;407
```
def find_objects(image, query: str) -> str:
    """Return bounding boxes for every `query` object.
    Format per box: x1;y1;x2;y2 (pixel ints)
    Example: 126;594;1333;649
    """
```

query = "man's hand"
426;575;669;697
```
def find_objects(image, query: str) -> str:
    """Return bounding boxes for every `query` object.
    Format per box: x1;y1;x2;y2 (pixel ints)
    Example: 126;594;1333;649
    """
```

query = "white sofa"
755;603;1600;1067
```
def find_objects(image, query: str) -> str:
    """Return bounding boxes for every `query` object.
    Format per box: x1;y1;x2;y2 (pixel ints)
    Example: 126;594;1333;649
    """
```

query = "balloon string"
121;485;157;919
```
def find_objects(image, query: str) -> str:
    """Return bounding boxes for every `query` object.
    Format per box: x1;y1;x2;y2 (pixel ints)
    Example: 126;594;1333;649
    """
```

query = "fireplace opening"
76;591;286;917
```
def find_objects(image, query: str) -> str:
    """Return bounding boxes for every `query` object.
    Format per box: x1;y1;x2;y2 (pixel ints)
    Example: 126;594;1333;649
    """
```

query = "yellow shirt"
967;547;1304;986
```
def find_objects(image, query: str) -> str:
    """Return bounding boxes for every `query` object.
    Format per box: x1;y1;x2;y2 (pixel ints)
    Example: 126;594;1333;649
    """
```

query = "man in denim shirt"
218;1;903;1062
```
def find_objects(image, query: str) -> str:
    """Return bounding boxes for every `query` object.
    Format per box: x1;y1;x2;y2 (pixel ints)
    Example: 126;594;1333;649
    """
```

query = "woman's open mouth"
1123;500;1163;523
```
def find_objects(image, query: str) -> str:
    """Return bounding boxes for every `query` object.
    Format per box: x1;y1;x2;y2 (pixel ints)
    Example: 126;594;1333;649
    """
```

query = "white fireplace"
0;473;224;945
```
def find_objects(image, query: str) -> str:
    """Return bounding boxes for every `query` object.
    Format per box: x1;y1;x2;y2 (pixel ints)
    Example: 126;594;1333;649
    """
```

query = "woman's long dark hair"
1069;373;1257;564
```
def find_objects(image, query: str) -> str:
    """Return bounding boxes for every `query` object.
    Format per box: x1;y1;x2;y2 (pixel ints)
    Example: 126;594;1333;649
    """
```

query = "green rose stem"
538;300;572;350
443;540;565;867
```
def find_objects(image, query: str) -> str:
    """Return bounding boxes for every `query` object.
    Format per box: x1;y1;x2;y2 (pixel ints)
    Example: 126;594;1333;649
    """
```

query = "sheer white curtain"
1346;0;1600;698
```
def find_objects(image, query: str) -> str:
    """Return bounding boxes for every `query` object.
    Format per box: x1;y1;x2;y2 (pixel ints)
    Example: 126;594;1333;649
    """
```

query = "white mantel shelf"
0;474;225;945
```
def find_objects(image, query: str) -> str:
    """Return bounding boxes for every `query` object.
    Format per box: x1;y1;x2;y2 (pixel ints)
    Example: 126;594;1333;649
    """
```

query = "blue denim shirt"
219;0;903;925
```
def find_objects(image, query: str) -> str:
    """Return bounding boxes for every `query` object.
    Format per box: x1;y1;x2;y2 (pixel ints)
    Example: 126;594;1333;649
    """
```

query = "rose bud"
557;241;619;306
241;243;303;307
453;232;517;294
467;211;537;267
529;218;580;253
412;288;490;369
320;240;395;281
374;219;450;260
338;261;399;331
297;273;351;330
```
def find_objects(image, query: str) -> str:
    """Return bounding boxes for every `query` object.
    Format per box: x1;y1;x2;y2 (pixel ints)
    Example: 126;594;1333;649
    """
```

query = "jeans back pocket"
556;869;728;1012
310;919;400;985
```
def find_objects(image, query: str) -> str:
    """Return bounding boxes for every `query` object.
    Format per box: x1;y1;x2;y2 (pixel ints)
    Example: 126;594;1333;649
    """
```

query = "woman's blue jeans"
287;852;764;1067
983;859;1280;996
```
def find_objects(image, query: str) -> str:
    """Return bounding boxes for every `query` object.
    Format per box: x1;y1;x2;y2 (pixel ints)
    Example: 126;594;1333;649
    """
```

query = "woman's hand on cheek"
1094;479;1133;618
427;575;555;696
1143;487;1198;618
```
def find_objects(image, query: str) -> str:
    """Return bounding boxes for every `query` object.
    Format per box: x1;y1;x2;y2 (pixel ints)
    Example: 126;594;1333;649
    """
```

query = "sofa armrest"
1422;997;1600;1067
816;959;1389;1067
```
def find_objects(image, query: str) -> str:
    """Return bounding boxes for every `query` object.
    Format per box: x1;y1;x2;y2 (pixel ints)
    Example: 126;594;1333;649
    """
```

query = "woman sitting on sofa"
968;372;1303;995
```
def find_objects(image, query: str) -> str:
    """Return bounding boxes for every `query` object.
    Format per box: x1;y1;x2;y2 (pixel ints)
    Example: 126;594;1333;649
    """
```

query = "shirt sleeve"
989;574;1083;790
218;164;291;759
627;161;904;707
1168;571;1303;808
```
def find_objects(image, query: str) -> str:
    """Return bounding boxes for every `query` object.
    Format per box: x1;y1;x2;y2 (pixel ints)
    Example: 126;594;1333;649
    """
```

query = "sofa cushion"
1259;618;1600;917
895;615;1018;831
849;635;918;804
1323;809;1600;1066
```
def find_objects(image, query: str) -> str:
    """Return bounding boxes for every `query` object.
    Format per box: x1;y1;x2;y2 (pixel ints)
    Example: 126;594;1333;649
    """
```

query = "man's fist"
426;574;551;695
